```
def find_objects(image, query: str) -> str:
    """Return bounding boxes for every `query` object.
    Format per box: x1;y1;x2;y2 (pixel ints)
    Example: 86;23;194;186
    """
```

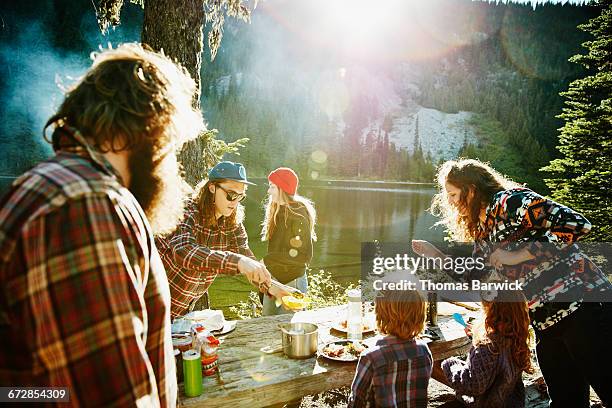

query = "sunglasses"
216;184;246;202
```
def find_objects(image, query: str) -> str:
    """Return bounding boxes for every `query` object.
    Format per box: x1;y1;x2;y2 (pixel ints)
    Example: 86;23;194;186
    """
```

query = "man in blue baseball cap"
156;161;288;317
207;161;256;186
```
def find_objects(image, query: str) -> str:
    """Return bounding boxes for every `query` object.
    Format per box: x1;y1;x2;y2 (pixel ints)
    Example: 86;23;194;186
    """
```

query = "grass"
208;275;255;319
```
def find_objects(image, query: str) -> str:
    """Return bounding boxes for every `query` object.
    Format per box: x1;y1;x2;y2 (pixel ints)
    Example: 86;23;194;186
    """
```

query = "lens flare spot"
317;80;349;118
290;237;302;248
311;150;328;164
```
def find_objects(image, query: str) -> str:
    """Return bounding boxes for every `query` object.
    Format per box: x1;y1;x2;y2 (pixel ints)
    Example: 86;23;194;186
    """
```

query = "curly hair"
431;158;520;241
375;290;427;340
44;43;204;159
473;292;533;374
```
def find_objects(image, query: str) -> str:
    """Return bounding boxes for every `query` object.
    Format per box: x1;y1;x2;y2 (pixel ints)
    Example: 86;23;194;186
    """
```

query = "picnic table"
179;303;476;408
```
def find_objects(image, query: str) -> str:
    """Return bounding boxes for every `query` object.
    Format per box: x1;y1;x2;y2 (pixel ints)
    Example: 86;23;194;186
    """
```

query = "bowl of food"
281;294;312;310
318;340;369;362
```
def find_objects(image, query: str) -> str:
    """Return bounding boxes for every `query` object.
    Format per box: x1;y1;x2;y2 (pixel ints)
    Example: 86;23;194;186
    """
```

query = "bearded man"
0;43;208;406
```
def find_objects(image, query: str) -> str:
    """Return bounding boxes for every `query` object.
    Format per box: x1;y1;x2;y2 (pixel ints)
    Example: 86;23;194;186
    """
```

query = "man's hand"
267;285;295;310
489;248;535;269
238;256;271;289
412;240;445;259
267;284;292;300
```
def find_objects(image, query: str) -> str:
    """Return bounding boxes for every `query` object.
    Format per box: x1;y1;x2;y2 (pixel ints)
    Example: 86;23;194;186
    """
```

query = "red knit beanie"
268;167;299;195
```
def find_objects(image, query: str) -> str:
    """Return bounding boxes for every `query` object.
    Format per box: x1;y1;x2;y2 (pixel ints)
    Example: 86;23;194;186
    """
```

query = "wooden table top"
179;303;477;408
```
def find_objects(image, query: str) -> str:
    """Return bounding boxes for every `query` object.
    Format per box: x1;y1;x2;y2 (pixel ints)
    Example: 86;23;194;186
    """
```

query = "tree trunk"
142;0;213;187
142;0;204;106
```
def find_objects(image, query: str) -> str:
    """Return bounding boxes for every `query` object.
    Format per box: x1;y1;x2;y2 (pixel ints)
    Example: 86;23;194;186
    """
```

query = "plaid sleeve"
167;205;241;275
234;223;256;260
348;354;374;408
442;345;497;396
26;195;169;406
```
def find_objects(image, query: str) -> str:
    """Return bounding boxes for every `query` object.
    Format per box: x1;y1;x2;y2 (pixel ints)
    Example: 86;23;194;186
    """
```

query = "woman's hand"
489;248;535;269
464;323;473;338
431;360;451;387
412;240;445;259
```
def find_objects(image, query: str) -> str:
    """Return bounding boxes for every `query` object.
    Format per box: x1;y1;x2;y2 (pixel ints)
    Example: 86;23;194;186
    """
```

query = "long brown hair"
193;179;244;228
44;43;203;158
261;187;317;242
431;159;520;241
473;292;533;374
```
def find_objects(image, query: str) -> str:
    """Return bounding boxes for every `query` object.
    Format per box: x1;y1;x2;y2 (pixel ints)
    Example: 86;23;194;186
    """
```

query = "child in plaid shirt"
348;289;433;408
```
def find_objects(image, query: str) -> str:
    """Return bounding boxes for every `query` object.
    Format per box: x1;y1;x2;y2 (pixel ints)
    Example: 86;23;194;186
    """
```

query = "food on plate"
281;295;311;310
321;341;368;361
323;343;345;357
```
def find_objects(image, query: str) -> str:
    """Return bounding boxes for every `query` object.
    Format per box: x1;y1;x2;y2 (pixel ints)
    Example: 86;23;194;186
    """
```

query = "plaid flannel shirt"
155;201;255;318
442;336;525;408
348;336;433;408
0;127;175;407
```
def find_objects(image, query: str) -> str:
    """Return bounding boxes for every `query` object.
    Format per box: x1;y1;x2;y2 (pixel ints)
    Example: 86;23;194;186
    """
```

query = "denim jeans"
535;301;612;408
262;274;308;316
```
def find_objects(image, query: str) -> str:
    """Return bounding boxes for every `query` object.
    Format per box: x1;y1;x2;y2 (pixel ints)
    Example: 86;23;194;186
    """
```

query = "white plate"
211;320;237;336
172;319;237;336
318;340;369;362
331;315;376;334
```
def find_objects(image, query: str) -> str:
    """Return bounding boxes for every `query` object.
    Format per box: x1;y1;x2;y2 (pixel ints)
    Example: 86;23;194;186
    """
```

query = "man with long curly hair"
0;44;203;406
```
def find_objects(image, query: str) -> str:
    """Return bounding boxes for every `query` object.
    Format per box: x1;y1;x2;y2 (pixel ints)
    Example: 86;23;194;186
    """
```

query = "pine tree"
542;0;612;240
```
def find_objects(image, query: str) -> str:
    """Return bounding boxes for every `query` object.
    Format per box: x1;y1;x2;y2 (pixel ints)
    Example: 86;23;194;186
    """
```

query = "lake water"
241;179;445;285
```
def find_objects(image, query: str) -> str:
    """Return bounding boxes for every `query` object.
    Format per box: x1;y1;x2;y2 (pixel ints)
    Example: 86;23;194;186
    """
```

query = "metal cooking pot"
279;322;318;359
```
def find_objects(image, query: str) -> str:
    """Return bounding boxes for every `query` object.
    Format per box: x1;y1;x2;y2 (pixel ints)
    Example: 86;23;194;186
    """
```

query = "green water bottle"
182;349;203;397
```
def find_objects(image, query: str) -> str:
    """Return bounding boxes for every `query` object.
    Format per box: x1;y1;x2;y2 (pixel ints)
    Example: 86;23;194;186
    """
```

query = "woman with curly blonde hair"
436;291;532;408
413;158;612;407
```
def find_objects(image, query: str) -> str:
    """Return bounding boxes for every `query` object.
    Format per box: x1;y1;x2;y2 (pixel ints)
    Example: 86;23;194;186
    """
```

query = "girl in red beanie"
261;168;317;315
